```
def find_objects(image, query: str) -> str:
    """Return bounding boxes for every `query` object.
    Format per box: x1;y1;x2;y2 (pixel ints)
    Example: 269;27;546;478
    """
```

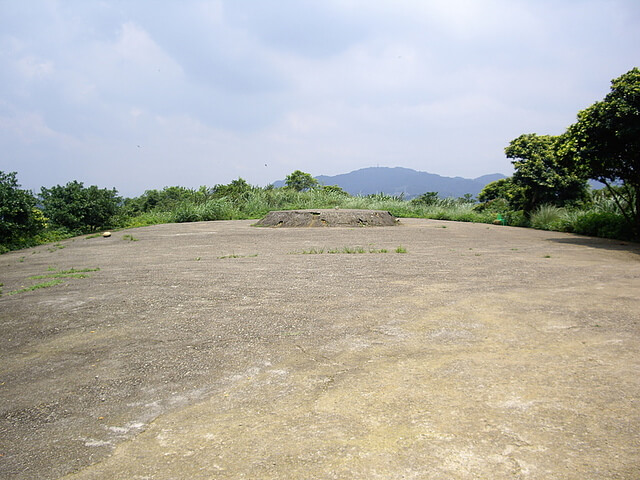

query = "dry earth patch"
1;219;639;479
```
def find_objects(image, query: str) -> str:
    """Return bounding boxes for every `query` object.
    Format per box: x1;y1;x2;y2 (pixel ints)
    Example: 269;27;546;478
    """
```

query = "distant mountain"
274;167;507;199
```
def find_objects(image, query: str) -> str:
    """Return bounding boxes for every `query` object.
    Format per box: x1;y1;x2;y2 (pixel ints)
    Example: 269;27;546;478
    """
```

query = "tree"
319;184;349;195
561;67;640;236
40;181;121;233
285;170;318;191
477;178;518;203
459;193;475;203
212;178;255;202
0;171;44;245
411;192;440;206
506;134;588;214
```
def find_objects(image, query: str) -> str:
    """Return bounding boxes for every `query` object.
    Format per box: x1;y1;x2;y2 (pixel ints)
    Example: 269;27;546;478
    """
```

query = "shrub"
0;171;45;246
40;181;121;233
474;197;510;214
503;210;529;227
571;212;634;240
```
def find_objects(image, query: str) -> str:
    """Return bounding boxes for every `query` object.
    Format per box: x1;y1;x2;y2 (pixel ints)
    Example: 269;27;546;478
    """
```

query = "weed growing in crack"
292;246;396;255
328;246;367;254
8;279;64;295
300;248;325;254
7;267;100;296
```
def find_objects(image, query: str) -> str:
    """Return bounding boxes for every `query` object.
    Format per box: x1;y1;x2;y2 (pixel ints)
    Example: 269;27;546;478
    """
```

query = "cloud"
1;0;639;196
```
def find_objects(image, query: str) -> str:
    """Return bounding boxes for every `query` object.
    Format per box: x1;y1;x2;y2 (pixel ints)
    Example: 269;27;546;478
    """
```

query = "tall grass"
123;189;496;227
5;185;634;255
172;199;239;223
529;203;633;240
529;205;566;230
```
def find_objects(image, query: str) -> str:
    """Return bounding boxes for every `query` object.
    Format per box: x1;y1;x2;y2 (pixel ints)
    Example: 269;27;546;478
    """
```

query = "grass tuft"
217;253;258;259
8;279;64;295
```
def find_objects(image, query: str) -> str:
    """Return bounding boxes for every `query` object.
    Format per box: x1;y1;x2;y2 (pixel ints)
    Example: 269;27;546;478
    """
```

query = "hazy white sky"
1;0;638;196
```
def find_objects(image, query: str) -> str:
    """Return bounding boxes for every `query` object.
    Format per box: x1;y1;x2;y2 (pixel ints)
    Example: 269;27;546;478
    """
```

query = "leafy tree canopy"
285;170;318;191
477;178;516;204
412;192;440;206
561;67;640;235
0;171;44;245
40;181;121;233
212;178;255;201
319;184;349;195
506;133;588;214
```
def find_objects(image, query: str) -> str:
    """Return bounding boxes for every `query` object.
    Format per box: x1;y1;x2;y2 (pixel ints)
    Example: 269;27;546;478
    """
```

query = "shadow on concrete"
546;236;640;257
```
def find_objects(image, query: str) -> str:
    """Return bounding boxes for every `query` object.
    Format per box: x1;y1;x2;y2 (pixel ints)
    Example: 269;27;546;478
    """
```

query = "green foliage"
172;198;238;223
0;171;45;246
293;246;390;255
285;170;319;191
7;279;63;295
474;197;510;214
412;192;440;206
477;178;518;204
529;205;566;231
217;253;258;259
571;211;634;240
122;186;201;214
6;157;635;251
502;210;529;228
40;181;121;233
6;266;98;295
506;134;589;214
561;68;640;236
320;184;349;195
590;185;633;214
122;210;173;228
30;273;91;279
211;178;256;203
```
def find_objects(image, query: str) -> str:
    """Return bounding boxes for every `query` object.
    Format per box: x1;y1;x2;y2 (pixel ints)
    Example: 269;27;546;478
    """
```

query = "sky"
1;0;639;197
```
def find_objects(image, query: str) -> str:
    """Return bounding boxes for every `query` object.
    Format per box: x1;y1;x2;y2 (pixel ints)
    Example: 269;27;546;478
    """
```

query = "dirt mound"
254;209;398;227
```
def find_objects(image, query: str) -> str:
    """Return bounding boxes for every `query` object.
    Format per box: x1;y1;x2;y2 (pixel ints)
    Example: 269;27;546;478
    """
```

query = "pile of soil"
254;209;398;227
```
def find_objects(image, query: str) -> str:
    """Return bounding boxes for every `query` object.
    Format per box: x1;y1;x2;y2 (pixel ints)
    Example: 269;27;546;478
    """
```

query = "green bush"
0;171;45;246
473;197;511;215
40;181;121;233
572;212;633;240
503;210;529;227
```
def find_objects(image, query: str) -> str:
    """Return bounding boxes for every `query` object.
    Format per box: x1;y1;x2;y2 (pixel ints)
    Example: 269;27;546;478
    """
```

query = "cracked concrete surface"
1;218;639;479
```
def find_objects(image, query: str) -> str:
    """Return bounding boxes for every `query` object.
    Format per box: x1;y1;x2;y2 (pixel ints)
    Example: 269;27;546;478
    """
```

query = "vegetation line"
1;69;638;252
